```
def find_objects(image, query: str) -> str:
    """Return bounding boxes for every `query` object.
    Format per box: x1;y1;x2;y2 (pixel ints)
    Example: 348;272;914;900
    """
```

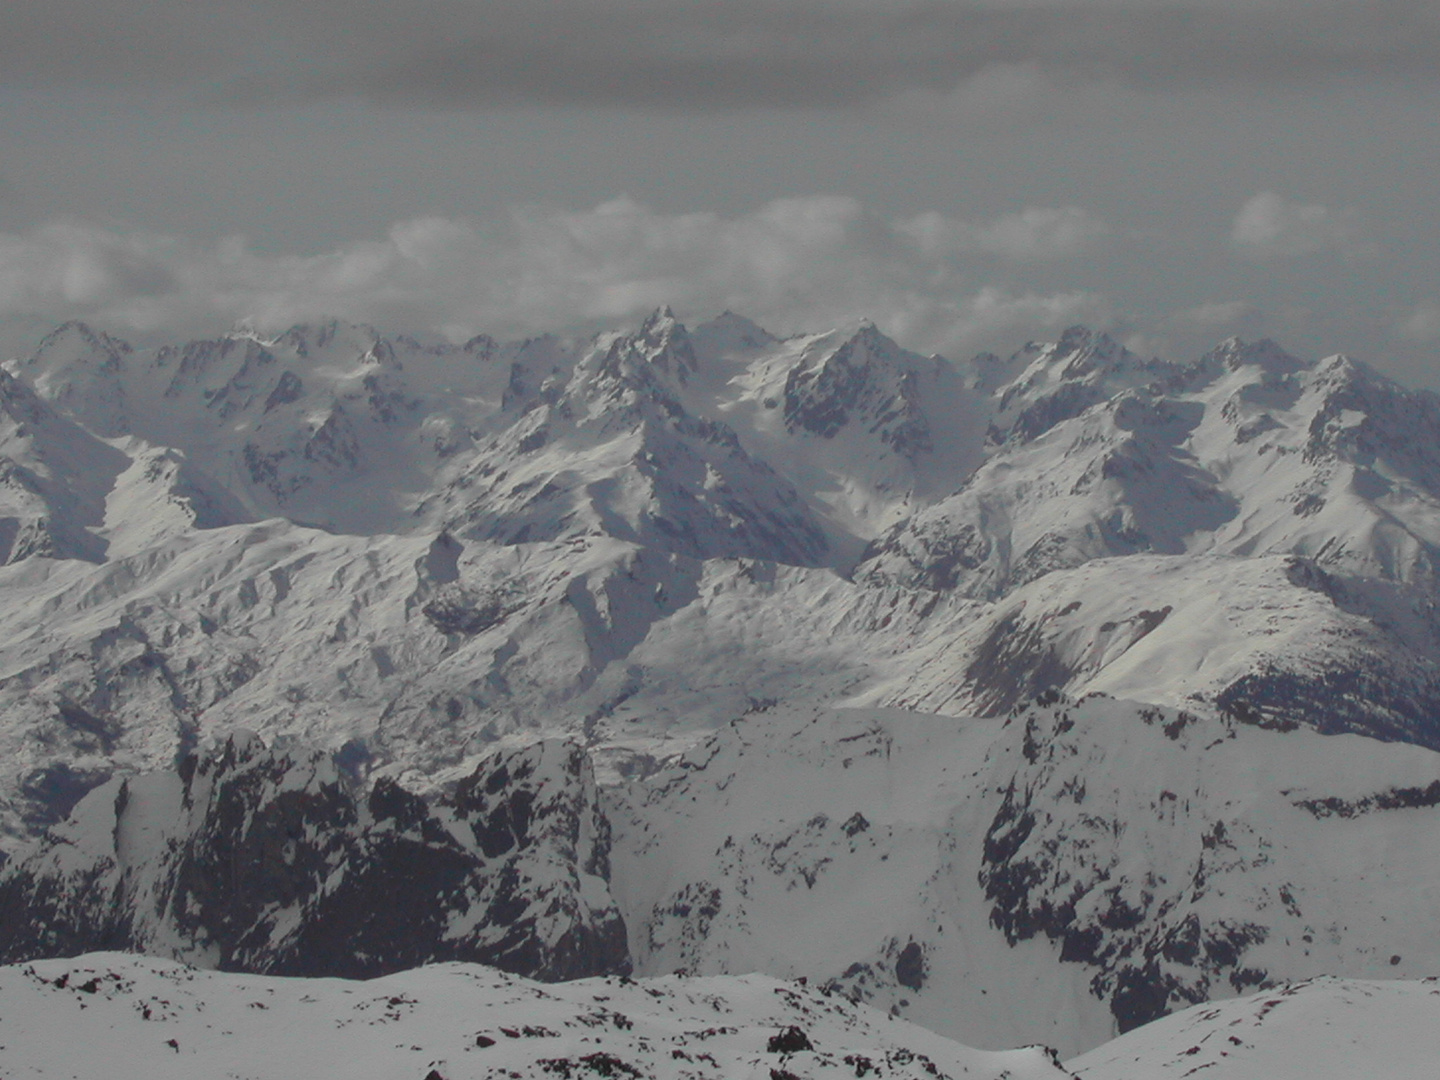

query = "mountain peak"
692;311;775;357
29;321;132;367
827;319;903;361
269;319;385;360
988;328;1165;446
712;309;763;328
1205;336;1306;377
629;306;698;383
1311;351;1385;387
1052;325;1127;372
1056;323;1102;349
15;321;134;436
1003;327;1140;392
781;321;934;457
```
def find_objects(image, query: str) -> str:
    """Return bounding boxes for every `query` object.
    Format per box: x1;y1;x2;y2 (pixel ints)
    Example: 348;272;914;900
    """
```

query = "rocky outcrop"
782;323;934;460
0;733;629;981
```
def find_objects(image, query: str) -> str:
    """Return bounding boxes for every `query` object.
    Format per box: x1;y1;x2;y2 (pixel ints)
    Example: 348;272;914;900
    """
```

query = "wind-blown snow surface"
0;953;1067;1080
9;311;1440;1057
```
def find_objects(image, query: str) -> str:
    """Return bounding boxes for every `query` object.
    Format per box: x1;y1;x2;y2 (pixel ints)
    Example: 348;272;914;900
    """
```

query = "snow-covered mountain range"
5;309;1440;1064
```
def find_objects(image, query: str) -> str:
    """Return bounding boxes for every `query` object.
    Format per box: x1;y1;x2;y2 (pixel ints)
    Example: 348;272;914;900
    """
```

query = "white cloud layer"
1396;303;1440;343
1230;192;1374;258
1175;300;1264;329
899;206;1108;260
0;199;1112;360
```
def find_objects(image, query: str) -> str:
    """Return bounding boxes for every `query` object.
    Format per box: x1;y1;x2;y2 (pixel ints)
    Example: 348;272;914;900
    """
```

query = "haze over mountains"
5;308;1440;1070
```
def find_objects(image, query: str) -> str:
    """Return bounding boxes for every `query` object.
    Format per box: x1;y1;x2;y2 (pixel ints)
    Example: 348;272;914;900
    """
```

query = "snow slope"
1068;976;1440;1079
0;953;1068;1080
861;552;1440;746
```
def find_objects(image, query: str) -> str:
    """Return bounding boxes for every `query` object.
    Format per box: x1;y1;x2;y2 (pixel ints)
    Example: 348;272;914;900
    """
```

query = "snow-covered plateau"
5;309;1440;1069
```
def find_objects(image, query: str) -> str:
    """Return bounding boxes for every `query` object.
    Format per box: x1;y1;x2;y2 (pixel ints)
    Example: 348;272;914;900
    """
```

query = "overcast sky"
1;0;1437;382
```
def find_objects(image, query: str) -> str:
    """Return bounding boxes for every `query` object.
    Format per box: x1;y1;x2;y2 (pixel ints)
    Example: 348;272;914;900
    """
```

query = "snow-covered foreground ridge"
9;311;1440;1054
1066;975;1440;1079
2;953;1438;1080
0;952;1068;1080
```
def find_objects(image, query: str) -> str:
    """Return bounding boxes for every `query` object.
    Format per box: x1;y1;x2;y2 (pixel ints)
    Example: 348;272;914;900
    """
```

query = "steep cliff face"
0;734;629;981
0;367;129;565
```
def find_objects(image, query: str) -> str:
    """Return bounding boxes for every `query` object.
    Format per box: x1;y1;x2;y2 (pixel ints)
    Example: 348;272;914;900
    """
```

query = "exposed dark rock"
962;613;1073;717
978;698;1276;1033
540;1053;644;1079
263;371;304;413
421;583;512;636
17;762;112;831
781;326;933;459
1216;662;1440;748
1293;778;1440;819
1002;381;1105;446
894;941;926;992
766;1026;813;1054
0;733;629;982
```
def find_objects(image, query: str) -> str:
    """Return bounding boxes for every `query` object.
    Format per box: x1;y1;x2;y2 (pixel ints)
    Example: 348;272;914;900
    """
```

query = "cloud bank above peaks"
901;206;1109;260
5;1;1440;107
0;199;1110;359
1230;192;1375;258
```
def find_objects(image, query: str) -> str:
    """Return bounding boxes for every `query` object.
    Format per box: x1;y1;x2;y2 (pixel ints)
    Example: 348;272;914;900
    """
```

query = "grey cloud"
0;1;258;86
4;1;1440;107
241;1;1440;108
0;199;1111;358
